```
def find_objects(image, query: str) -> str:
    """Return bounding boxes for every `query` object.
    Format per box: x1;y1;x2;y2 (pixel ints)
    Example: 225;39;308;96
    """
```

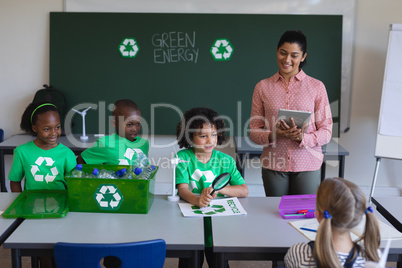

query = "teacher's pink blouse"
249;70;333;172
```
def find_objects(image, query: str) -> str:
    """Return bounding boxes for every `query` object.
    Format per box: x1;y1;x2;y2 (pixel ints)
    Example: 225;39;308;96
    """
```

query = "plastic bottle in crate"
138;165;156;180
71;164;85;178
135;152;148;168
98;169;117;179
87;168;99;178
115;168;127;178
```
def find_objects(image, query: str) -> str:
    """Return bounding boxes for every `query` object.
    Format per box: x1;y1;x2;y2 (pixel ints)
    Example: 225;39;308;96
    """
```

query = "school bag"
308;241;361;268
32;84;67;133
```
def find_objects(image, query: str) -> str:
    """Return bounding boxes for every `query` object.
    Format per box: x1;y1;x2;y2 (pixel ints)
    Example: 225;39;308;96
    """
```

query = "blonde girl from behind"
285;177;381;267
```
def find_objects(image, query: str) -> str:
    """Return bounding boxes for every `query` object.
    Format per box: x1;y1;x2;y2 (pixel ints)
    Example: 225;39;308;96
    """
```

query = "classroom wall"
1;0;401;193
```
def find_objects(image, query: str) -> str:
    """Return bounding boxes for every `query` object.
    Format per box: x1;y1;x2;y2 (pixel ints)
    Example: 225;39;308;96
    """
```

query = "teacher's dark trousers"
261;168;320;197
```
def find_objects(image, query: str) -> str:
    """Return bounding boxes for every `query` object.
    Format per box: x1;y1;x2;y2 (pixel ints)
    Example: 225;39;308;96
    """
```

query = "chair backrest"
0;129;3;142
53;239;166;268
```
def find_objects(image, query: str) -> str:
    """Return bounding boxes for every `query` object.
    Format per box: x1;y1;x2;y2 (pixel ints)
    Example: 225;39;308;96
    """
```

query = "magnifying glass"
210;172;231;195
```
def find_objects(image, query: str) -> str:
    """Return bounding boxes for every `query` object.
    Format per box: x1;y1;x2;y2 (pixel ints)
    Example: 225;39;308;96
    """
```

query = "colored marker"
300;227;317;233
297;209;315;214
284;213;306;217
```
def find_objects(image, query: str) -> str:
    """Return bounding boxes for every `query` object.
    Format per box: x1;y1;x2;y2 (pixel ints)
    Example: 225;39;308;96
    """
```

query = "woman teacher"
249;30;333;196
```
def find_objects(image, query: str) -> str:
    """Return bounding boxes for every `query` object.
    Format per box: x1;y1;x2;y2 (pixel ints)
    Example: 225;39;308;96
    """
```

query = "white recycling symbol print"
31;156;59;183
94;184;123;210
190;169;215;190
118;148;144;165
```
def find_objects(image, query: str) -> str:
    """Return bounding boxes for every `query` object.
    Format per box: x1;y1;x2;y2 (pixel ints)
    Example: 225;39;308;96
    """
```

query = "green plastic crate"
65;165;157;214
3;190;69;219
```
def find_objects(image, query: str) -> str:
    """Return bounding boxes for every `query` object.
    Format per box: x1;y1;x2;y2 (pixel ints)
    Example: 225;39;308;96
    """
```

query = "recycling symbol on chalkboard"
119;38;140;58
31;156;59;184
210;38;234;61
93;184;123;210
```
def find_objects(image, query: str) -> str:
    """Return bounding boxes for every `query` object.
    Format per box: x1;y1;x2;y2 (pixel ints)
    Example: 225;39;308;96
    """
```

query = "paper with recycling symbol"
178;197;247;217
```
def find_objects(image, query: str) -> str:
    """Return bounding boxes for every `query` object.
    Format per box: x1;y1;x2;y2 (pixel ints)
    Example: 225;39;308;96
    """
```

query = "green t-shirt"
81;133;149;165
176;149;245;193
8;141;77;190
175;148;246;248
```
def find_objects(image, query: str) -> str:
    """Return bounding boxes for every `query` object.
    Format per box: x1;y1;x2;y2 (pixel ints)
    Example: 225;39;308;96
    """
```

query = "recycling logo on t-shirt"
118;148;144;165
31;156;59;183
93;184;123;210
190;169;215;191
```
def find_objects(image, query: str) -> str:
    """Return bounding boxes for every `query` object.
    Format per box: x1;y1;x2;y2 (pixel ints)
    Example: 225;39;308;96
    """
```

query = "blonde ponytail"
314;214;343;267
363;207;380;262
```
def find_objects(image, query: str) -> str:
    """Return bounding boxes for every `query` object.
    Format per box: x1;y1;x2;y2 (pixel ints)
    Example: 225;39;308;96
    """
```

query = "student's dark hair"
277;30;307;68
20;101;60;135
176;107;226;148
313;177;380;267
112;99;140;117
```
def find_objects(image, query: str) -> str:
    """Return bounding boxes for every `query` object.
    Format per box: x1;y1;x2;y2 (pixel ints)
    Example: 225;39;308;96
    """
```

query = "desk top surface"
0;193;20;232
4;195;204;250
234;136;349;156
212;197;305;252
372;196;402;220
212;197;402;254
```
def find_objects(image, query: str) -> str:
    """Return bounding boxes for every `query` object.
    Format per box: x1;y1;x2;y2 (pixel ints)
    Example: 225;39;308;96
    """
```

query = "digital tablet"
277;109;311;129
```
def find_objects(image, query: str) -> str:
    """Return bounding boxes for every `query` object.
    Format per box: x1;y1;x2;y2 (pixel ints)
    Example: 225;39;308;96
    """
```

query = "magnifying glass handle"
210;189;216;196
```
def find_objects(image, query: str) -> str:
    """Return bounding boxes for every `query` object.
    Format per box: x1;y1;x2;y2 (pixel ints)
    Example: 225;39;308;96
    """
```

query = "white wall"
341;0;402;191
1;0;401;193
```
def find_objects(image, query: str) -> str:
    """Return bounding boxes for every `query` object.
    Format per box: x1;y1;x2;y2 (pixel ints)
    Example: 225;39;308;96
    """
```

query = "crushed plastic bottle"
122;169;136;179
98;169;117;179
135;152;148;168
138;165;156;180
71;164;85;178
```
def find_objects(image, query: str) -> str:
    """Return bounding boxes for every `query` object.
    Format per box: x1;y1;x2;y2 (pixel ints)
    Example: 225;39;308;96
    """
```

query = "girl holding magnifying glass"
175;107;248;268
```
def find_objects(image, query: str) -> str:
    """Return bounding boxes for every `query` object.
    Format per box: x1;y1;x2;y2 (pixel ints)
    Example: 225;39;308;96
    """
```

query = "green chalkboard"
50;12;342;136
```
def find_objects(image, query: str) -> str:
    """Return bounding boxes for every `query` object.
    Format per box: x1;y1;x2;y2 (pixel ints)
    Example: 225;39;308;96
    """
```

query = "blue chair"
0;128;3;142
53;239;166;268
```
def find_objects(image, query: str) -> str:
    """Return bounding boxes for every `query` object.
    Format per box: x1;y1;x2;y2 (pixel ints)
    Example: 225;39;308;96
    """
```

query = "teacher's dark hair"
277;30;307;68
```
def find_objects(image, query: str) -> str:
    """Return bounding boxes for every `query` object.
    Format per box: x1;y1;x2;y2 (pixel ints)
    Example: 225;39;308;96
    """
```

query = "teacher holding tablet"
249;30;333;196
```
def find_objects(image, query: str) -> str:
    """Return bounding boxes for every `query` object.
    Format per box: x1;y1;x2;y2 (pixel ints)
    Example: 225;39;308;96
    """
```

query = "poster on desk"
178;197;247;217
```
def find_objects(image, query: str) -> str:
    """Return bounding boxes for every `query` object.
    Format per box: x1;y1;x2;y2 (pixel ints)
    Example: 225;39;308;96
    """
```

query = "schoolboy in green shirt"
77;99;149;165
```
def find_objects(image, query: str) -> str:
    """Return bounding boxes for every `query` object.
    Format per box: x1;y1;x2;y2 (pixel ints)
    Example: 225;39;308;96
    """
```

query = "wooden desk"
372;196;402;233
4;195;204;268
0;193;22;245
212;197;402;268
234;137;350;181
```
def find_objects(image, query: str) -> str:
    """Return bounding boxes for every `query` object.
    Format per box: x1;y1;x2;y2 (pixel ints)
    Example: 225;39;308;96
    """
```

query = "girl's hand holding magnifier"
197;187;216;208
